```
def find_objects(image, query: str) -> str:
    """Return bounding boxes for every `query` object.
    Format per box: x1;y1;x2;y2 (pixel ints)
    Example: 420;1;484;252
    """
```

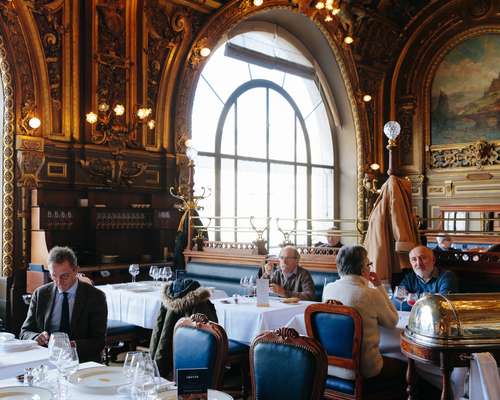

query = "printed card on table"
177;368;208;400
256;278;270;307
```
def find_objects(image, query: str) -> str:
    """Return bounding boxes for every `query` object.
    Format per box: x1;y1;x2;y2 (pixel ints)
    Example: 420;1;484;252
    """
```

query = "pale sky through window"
192;30;333;248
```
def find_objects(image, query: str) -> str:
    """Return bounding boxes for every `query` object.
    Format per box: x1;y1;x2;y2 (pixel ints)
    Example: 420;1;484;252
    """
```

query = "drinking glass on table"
129;264;140;283
163;266;173;282
240;276;250;297
123;351;144;382
393;286;408;311
56;347;79;400
48;332;71;366
131;353;161;399
149;265;160;286
406;293;418;307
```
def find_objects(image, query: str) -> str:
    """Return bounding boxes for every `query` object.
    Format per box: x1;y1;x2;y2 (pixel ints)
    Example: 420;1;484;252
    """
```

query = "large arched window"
192;26;335;249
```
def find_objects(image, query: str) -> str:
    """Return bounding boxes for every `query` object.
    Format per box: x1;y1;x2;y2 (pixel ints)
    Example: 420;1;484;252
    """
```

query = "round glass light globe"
383;121;401;140
28;117;41;129
186;146;198;162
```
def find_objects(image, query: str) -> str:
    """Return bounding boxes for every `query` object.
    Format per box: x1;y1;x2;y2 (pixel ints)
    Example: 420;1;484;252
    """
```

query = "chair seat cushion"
107;320;138;335
228;339;248;354
325;375;355;395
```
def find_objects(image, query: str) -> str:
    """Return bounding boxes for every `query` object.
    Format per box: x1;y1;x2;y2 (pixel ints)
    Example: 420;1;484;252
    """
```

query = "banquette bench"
184;261;339;301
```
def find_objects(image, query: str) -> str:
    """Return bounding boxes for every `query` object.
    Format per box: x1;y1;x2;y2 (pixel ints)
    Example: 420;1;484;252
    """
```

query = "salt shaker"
23;368;34;386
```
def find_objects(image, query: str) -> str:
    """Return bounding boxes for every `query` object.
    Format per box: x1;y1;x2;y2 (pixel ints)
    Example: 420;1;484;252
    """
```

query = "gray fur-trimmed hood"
161;283;211;313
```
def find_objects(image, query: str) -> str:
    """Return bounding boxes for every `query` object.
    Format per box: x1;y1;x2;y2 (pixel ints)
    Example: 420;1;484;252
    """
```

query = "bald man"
399;245;458;295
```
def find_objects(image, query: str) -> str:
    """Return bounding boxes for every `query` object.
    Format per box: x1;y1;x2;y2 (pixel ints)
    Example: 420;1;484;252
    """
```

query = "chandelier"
314;0;354;44
85;102;155;152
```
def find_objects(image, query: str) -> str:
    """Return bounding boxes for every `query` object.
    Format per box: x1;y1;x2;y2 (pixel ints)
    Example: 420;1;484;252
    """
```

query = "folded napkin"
0;339;38;352
469;352;500;400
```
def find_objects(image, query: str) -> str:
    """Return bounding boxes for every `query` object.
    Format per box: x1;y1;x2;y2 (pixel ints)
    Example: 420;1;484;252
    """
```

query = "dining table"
98;282;228;329
0;361;234;399
0;342;50;380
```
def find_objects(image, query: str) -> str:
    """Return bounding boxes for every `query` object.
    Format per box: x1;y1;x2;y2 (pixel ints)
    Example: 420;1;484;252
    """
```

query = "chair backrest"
173;313;228;389
250;327;327;400
304;303;363;375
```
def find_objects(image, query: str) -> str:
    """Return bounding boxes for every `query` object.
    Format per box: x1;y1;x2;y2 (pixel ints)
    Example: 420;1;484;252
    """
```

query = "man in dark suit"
20;246;107;363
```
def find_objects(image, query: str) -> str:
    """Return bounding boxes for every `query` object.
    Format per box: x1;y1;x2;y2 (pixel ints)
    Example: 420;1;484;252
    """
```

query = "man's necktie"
59;292;70;335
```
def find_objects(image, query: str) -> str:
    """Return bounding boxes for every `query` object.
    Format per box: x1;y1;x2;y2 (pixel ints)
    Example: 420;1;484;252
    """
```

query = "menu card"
256;278;270;307
177;368;208;400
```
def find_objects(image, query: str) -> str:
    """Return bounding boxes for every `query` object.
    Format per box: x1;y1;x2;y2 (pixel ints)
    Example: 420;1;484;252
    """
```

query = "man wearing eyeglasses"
261;245;315;301
20;246;108;363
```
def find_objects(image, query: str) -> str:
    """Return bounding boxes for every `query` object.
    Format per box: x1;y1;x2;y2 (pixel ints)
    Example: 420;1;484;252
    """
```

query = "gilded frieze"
0;1;37;137
0;32;15;277
30;0;64;135
430;140;500;169
96;0;127;108
144;0;187;149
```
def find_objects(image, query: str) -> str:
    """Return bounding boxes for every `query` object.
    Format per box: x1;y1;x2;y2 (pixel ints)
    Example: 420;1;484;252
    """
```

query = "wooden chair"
250;327;327;400
173;313;228;389
104;319;140;365
305;303;404;400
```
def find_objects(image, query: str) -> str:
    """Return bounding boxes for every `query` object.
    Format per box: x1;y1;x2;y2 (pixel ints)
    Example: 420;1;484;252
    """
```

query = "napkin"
469;352;500;400
0;339;38;352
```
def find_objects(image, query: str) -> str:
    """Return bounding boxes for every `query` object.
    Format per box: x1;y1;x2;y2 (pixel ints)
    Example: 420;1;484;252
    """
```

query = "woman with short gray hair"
322;245;403;383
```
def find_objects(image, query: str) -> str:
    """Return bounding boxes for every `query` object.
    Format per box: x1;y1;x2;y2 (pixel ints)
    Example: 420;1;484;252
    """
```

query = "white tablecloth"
0;362;233;399
0;345;50;379
98;283;227;329
213;298;316;345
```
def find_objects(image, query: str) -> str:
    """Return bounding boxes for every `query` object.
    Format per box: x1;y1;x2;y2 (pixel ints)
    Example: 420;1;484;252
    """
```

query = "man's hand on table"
270;283;286;297
36;331;49;346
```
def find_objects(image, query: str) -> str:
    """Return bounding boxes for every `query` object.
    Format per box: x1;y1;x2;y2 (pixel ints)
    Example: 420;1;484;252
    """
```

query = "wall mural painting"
432;34;500;145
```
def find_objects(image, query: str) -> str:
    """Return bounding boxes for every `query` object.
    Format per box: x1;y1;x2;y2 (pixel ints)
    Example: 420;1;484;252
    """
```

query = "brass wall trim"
0;34;15;277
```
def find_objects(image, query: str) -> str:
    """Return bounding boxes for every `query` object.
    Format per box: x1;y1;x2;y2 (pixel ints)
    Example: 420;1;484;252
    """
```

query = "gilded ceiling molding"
0;32;15;277
173;0;365;222
9;0;53;137
149;3;191;152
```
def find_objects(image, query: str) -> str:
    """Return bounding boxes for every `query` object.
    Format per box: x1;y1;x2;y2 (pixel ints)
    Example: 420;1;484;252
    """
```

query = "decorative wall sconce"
20;105;41;135
85;102;155;152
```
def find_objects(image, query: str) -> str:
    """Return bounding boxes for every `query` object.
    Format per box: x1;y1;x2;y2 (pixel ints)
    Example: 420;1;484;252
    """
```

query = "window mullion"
234;99;238;243
266;88;271;247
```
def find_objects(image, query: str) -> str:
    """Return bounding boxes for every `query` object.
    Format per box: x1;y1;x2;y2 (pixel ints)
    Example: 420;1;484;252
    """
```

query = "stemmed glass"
240;276;250;297
406;293;418;307
129;264;140;283
56;347;79;397
163;266;173;282
394;286;408;311
48;332;71;366
149;266;160;286
131;352;161;399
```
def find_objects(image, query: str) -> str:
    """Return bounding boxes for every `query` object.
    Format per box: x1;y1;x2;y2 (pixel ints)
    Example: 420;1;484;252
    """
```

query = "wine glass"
249;275;256;297
149;266;160;286
240;276;250;296
407;293;418;307
394;286;408;311
129;264;140;283
123;351;144;382
48;332;70;367
56;347;79;400
163;266;173;282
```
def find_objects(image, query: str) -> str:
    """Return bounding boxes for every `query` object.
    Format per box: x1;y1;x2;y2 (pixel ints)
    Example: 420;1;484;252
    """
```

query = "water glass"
123;351;144;382
163;266;172;282
129;264;140;283
381;280;393;299
131;353;161;399
48;333;71;366
149;266;160;286
393;286;408;311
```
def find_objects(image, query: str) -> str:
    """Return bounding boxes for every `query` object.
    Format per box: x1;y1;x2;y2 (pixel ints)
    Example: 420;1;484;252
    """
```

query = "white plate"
0;386;53;399
0;339;38;352
69;366;128;394
0;332;15;342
